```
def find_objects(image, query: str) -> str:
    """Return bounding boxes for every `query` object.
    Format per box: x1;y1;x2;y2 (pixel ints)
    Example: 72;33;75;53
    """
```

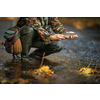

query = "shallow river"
0;19;100;84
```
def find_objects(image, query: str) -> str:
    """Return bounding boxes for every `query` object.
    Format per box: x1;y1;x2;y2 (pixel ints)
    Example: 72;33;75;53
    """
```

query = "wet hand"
50;34;65;41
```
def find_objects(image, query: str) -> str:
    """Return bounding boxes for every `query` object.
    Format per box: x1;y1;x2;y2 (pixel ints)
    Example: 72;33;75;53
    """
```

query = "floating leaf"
77;61;100;76
1;79;8;84
29;65;56;78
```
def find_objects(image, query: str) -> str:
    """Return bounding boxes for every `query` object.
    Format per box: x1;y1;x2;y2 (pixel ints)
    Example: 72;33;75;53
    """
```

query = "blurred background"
59;17;100;30
0;17;100;30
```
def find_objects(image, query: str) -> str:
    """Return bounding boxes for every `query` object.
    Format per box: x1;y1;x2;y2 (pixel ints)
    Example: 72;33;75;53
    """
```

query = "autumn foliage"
29;65;56;79
77;61;100;76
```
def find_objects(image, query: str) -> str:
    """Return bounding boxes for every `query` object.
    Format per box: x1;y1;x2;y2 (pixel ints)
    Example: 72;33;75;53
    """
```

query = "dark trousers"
20;26;63;61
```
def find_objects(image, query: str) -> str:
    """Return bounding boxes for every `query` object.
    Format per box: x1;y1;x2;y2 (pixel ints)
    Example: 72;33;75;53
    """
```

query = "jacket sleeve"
25;17;51;41
50;17;68;34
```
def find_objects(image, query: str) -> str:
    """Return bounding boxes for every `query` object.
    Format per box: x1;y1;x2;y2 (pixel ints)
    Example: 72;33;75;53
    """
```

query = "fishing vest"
37;17;51;32
17;17;51;32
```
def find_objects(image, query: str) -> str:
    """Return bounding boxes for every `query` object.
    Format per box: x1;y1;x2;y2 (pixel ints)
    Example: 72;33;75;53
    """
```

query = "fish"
62;31;78;39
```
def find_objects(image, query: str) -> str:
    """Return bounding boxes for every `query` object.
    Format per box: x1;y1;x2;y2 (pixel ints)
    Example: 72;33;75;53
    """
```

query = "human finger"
57;34;65;39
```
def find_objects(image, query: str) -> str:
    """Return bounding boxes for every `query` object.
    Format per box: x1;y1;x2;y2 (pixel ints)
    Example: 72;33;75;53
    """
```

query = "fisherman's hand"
50;34;65;41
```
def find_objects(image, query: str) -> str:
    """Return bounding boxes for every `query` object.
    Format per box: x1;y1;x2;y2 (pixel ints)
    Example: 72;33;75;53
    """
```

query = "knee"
57;42;63;51
27;27;34;34
20;26;35;36
52;41;63;53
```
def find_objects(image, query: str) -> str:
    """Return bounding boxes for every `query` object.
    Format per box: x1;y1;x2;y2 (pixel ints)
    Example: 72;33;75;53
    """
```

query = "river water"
0;19;100;84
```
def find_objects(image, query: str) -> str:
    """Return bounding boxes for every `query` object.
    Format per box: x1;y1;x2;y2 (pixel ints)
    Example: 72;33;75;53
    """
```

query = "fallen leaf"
77;61;100;76
29;65;56;78
1;79;8;84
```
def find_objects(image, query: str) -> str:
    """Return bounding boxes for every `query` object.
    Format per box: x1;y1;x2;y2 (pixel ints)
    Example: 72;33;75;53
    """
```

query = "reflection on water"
0;19;100;84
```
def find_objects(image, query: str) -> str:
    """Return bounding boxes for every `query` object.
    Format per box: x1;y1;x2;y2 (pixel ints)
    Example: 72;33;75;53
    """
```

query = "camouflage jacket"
17;17;68;41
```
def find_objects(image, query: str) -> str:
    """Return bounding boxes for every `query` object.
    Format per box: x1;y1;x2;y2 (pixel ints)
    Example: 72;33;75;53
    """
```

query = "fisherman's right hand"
50;34;65;41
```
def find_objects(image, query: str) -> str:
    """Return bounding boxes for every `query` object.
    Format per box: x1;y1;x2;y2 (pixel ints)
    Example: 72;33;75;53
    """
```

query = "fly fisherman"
16;17;78;62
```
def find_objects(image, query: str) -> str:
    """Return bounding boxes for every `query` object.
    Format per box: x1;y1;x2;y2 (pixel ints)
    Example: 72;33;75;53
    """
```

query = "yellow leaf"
83;68;92;74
